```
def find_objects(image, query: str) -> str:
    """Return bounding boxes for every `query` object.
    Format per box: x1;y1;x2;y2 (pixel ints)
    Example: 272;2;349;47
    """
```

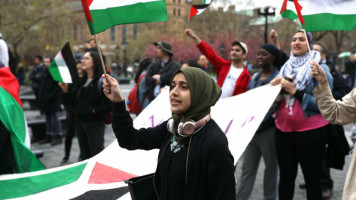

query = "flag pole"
302;29;313;58
93;34;107;75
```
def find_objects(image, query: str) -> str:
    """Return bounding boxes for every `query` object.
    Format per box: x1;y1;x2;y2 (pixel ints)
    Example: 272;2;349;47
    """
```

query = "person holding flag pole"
270;28;334;199
311;54;356;200
271;2;335;199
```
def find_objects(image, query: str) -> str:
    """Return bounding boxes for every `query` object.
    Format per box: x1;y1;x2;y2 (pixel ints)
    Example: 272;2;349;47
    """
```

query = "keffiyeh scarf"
279;50;321;115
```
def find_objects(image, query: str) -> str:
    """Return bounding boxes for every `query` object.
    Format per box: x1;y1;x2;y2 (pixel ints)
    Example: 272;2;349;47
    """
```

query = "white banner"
134;84;281;165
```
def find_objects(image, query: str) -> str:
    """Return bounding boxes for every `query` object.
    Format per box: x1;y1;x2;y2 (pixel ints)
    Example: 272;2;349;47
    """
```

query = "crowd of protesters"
1;26;356;200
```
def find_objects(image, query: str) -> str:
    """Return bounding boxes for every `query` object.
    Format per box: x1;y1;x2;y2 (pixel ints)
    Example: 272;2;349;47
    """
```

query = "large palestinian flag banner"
280;0;356;31
0;65;45;174
0;85;281;199
81;0;168;35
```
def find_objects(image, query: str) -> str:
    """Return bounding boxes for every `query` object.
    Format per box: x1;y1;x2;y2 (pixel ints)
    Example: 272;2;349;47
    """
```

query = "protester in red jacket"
186;29;251;98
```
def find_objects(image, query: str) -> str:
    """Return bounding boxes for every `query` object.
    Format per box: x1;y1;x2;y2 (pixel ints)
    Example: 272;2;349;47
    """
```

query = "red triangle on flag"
293;0;305;25
81;0;94;23
88;162;137;184
189;5;199;19
0;67;23;108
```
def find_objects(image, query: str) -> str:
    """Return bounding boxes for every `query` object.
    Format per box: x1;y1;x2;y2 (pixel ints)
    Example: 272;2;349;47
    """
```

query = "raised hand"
185;28;201;44
102;74;124;103
310;60;328;87
58;82;68;93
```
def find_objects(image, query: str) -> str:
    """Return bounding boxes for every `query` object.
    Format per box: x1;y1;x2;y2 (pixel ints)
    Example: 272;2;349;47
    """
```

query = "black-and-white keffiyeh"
279;50;321;115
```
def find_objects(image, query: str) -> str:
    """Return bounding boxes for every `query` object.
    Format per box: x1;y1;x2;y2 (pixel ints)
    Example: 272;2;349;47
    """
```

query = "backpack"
127;74;147;114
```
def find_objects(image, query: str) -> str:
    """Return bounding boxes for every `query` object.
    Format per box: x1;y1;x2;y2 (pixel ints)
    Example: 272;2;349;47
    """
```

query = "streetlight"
258;7;276;44
220;43;226;59
115;45;120;63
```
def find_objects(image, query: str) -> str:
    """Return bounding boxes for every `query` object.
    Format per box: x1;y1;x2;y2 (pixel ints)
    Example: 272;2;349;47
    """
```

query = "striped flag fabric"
0;66;45;173
48;42;77;84
80;0;168;35
189;0;213;20
280;0;356;32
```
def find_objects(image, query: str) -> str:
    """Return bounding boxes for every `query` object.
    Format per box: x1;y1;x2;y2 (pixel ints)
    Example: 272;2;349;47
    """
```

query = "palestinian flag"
280;0;356;32
81;0;168;35
48;42;77;84
0;140;159;199
189;0;213;20
0;66;45;173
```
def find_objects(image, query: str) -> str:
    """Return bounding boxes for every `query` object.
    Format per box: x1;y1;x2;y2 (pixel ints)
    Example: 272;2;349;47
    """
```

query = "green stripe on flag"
88;1;167;34
303;13;356;32
49;60;64;82
0;163;87;199
281;10;298;21
0;87;45;173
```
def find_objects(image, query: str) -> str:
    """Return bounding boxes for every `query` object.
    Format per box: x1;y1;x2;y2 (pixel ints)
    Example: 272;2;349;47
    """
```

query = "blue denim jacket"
248;67;279;133
287;63;333;118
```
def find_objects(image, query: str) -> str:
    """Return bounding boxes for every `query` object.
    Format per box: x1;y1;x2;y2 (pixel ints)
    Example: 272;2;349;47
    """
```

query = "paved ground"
25;81;352;200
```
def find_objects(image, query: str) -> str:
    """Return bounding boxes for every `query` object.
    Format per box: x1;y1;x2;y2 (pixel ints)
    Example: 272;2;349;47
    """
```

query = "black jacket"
112;101;236;200
38;69;61;114
145;58;181;101
63;77;111;121
0;121;15;174
327;60;351;101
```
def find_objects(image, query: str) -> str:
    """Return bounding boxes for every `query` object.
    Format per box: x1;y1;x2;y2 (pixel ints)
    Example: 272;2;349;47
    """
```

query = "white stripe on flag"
58;66;72;83
288;1;356;15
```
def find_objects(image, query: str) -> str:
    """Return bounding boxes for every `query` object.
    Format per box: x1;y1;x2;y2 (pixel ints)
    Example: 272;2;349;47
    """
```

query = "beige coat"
313;85;356;200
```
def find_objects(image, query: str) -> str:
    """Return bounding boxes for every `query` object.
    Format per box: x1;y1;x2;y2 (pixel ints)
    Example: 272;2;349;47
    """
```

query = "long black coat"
112;101;236;200
38;69;61;114
63;77;111;121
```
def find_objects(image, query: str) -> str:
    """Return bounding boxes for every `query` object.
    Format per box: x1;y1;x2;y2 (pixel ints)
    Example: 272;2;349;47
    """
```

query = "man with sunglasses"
186;29;251;98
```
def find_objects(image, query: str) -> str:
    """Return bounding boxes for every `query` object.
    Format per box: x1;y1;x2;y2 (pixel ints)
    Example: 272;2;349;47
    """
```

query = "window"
78;24;82;42
122;25;127;45
133;25;138;40
178;0;180;4
110;27;116;41
173;8;176;16
178;9;181;16
73;25;77;40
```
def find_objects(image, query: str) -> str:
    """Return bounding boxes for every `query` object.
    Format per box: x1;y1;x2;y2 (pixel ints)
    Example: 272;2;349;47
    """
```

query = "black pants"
76;120;105;160
320;154;333;190
276;125;328;200
64;113;76;158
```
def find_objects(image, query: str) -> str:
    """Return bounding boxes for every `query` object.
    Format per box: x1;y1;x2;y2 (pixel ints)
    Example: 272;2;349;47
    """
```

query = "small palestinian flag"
48;42;77;83
81;0;168;35
189;0;213;20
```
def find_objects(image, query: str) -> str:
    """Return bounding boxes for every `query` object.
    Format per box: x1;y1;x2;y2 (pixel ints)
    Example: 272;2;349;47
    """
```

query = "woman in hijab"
236;44;281;200
102;67;236;200
271;31;334;200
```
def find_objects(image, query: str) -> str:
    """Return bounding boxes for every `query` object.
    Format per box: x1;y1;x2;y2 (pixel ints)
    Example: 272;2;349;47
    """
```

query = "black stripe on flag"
192;4;210;9
62;42;79;82
70;186;129;200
